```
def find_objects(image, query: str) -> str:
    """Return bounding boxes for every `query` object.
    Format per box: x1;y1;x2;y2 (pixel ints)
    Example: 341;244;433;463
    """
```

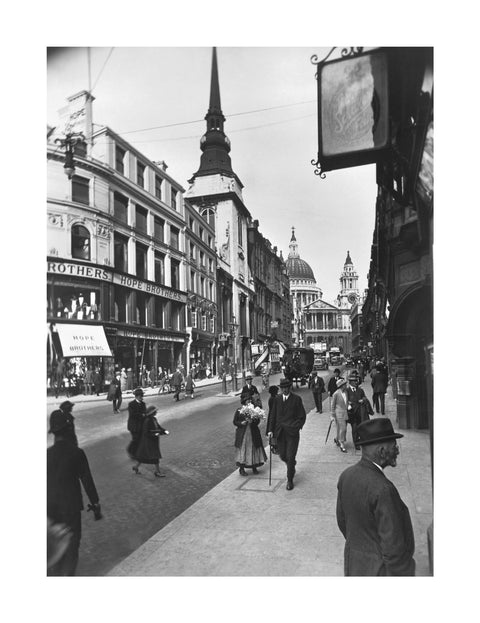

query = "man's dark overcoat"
266;392;306;438
240;382;260;405
336;457;415;576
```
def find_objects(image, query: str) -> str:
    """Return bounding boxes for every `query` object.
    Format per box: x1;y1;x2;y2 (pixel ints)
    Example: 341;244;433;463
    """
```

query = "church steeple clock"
337;250;359;309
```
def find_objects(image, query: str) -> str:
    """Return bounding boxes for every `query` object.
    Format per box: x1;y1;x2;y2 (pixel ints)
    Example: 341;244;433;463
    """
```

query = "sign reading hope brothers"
48;261;187;303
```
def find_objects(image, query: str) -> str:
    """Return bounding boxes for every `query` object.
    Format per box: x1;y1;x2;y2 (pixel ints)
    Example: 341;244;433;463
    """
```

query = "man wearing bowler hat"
240;374;260;405
127;388;146;459
266;378;306;490
336;418;415;576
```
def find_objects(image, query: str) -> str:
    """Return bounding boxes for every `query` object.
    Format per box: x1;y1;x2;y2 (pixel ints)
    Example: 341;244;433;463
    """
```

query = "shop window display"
49;286;101;320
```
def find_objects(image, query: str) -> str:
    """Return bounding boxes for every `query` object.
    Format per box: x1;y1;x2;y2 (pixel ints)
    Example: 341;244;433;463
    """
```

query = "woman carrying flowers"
233;396;267;476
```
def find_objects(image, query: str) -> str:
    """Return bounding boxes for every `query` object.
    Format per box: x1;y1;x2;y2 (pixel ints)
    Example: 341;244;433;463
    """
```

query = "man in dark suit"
372;364;389;414
327;369;343;397
336;418;415;576
240;374;260;405
127;388;146;458
346;373;367;449
47;410;101;576
309;370;326;412
266;378;306;490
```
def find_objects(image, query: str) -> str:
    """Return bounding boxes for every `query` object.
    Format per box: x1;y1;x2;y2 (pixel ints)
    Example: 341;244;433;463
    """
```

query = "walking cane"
269;441;272;486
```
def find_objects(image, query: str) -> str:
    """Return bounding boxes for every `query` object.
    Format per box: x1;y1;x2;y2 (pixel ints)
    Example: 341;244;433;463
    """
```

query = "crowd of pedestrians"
48;356;418;577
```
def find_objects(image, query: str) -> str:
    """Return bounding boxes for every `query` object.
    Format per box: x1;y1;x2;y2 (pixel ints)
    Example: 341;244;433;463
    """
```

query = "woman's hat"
279;378;292;388
356;418;404;446
59;400;74;412
336;378;347;388
146;404;157;416
133;388;144;396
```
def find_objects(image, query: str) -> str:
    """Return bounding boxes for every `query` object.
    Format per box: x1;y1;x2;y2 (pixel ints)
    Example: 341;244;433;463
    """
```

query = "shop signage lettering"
116;328;185;343
48;261;187;303
114;274;187;303
48;261;110;281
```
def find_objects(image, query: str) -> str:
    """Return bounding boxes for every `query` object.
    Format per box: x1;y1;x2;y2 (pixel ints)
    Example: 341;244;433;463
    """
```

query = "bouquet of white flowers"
239;403;266;423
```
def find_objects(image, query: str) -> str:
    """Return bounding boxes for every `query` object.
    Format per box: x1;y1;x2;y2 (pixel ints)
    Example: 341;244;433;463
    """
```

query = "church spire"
189;47;235;182
288;226;299;258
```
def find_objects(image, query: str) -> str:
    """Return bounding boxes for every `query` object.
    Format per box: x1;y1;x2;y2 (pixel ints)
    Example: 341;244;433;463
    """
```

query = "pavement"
106;371;433;576
46;373;243;408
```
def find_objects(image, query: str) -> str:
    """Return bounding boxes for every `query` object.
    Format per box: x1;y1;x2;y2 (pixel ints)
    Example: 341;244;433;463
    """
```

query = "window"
72;175;89;205
114;233;128;272
137;161;145;187
114;192;128;223
154;252;165;284
238;214;243;245
190;243;195;260
191;309;197;328
209;282;213;300
115;145;126;174
170;226;179;250
208;258;213;273
201;314;207;331
136;242;147;280
201;207;215;229
200;276;205;297
190;270;195;292
210;316;215;333
154;216;164;242
200;251;205;267
113;286;128;323
199;227;204;241
171;259;180;290
135;205;147;234
189;218;194;230
155;175;163;200
154;299;164;328
47;285;101;320
208;235;212;248
71;225;90;260
135;291;146;325
171;188;178;211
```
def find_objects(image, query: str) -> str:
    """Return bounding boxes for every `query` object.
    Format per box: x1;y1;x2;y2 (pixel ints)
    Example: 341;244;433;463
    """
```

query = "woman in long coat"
132;405;169;477
331;378;349;453
233;398;267;476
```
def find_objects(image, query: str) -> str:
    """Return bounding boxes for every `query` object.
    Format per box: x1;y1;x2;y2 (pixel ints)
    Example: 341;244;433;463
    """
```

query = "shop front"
188;328;214;379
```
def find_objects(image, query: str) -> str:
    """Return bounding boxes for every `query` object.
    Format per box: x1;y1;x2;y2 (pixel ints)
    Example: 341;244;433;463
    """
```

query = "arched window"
201;207;215;229
71;225;90;260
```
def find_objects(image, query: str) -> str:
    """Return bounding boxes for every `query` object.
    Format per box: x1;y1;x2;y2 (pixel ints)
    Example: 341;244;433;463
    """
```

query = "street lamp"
55;132;85;179
229;315;239;391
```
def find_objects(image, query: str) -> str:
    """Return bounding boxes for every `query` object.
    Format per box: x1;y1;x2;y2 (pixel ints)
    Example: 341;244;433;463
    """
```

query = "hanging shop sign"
219;333;230;342
315;48;390;173
54;323;112;357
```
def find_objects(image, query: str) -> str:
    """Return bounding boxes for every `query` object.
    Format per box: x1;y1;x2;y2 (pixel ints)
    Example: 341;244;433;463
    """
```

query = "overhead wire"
125;112;317;145
91;47;115;92
119;99;316;135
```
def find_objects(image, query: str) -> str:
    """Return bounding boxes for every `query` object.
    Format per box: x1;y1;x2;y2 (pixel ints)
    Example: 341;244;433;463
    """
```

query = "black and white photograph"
6;1;478;620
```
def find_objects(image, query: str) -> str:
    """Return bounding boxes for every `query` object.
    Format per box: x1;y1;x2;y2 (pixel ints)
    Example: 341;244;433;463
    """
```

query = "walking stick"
269;441;272;486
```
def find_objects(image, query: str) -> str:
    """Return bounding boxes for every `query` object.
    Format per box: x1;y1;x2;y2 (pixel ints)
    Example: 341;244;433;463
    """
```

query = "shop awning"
54;323;112;357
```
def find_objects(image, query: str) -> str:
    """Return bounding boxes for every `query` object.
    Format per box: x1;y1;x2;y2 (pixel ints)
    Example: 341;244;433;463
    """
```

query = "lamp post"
229;316;239;392
55;132;85;179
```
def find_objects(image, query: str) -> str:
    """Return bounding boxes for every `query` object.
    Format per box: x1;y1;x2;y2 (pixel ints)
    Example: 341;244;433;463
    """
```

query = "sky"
47;46;377;303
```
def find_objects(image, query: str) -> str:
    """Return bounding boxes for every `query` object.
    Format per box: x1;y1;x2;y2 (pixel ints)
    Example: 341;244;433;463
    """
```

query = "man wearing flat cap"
47;409;101;575
336;418;415;576
127;388;146;459
240;374;260;406
266;378;306;490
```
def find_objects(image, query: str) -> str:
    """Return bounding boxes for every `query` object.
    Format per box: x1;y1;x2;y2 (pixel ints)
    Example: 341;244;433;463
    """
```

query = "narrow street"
50;377;321;576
